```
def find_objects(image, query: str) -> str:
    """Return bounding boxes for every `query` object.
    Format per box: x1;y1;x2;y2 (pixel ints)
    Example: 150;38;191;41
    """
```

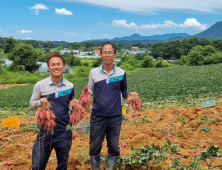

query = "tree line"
1;36;222;73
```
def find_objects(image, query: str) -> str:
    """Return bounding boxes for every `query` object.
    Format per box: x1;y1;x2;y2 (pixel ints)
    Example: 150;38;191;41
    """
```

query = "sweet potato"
69;98;86;126
126;92;142;112
36;97;56;133
79;85;92;110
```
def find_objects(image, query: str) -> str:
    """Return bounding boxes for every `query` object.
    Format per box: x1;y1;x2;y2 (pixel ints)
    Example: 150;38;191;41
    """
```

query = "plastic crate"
122;108;126;114
201;98;216;108
1;116;21;128
77;122;90;135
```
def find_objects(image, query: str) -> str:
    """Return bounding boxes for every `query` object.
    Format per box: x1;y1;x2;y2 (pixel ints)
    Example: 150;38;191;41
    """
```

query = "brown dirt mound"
1;104;222;169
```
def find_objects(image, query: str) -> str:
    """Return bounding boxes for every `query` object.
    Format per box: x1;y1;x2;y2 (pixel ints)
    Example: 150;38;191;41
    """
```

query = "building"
131;46;139;51
37;62;74;74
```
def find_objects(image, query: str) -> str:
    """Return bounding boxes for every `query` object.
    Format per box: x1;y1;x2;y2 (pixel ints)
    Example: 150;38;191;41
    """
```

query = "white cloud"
26;37;32;40
98;22;105;25
58;0;222;14
178;18;207;30
112;18;206;31
112;20;138;31
55;8;73;15
29;4;49;14
139;20;176;29
17;30;33;33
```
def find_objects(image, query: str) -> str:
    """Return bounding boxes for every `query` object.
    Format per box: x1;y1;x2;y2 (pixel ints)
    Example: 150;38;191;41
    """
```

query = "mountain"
85;21;222;43
111;33;190;41
85;33;190;44
192;21;222;40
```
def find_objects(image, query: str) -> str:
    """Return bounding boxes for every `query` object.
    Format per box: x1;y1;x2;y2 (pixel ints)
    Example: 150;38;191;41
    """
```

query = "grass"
0;50;7;59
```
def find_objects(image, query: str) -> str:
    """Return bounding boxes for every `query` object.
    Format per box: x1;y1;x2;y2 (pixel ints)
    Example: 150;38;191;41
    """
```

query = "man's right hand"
40;98;48;105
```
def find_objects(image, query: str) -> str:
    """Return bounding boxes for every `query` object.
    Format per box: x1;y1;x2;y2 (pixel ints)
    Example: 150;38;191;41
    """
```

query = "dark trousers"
32;130;72;170
90;114;122;170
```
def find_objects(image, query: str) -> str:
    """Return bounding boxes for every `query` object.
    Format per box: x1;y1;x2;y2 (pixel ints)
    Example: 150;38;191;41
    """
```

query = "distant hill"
111;33;190;41
192;21;222;40
85;33;190;44
85;21;222;44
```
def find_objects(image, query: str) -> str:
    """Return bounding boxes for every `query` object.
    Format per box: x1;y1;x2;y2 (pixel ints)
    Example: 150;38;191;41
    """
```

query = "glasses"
101;52;114;56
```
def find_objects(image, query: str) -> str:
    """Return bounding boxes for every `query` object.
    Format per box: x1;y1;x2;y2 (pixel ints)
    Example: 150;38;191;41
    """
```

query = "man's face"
48;57;65;78
101;44;116;65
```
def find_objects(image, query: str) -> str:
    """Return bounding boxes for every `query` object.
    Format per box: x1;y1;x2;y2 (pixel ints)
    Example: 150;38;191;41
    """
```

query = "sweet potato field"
1;64;222;169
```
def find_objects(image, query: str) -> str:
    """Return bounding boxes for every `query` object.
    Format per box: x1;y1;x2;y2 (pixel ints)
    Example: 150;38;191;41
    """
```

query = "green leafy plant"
116;144;166;170
200;125;211;132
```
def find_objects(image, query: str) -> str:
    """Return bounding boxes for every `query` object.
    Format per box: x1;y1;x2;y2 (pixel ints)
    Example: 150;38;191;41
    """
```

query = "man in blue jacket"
29;53;74;170
88;42;129;170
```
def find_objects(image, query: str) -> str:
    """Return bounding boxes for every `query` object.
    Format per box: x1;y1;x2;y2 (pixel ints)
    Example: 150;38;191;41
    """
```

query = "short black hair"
47;52;65;66
100;41;116;54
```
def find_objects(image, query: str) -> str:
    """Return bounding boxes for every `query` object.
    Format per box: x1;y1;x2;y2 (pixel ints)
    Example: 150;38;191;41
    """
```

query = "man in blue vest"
88;42;129;170
29;53;74;170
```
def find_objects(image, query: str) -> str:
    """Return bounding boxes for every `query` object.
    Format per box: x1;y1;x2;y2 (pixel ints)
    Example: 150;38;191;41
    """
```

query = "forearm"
29;100;41;110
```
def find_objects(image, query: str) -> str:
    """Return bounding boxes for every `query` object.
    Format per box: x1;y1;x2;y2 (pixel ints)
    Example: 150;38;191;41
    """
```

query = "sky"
0;0;222;42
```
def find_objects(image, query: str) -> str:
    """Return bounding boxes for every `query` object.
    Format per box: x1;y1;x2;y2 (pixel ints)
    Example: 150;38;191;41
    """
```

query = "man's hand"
40;97;48;105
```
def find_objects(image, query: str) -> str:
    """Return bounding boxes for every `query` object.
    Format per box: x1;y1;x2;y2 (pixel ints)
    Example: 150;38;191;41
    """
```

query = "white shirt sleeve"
88;70;94;95
29;82;42;109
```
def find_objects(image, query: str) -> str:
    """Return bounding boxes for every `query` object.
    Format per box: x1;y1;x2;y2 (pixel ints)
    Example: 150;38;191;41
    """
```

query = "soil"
1;104;222;169
0;84;27;89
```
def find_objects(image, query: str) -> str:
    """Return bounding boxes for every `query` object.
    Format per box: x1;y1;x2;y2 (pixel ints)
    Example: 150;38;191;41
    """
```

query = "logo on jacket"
64;91;68;94
114;77;118;80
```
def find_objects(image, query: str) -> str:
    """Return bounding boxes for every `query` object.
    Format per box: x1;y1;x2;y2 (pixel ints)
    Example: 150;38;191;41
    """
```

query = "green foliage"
119;63;133;71
141;56;154;68
185;45;220;66
127;64;222;103
134;53;146;60
202;45;216;56
200;145;222;160
4;37;17;54
116;144;166;169
200;125;211;132
65;54;82;66
211;39;222;52
38;53;48;62
119;57;141;70
0;49;7;59
150;42;164;58
199;38;211;47
43;41;55;48
21;123;39;132
0;85;34;108
154;60;169;68
22;40;41;48
7;42;39;72
75;66;91;78
2;64;222;109
187;50;204;66
163;40;181;59
92;58;103;67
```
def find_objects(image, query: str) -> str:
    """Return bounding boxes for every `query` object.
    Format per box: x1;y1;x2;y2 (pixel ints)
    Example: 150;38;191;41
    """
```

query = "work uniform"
29;76;74;170
88;63;129;170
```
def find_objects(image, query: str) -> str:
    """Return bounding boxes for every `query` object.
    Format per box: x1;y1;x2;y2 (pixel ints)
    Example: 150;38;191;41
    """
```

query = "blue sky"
0;0;222;42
